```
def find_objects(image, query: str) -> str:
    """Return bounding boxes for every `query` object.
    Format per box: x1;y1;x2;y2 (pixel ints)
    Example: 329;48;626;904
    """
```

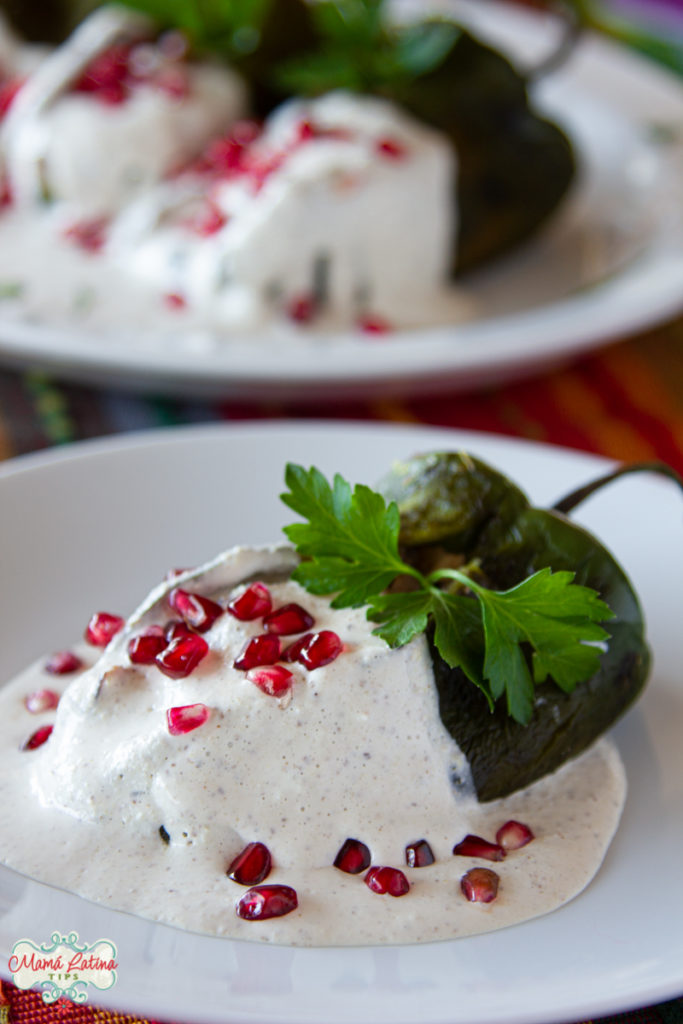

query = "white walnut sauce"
0;545;625;946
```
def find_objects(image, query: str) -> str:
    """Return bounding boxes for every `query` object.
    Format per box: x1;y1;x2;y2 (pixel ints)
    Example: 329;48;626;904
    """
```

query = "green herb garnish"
282;463;614;726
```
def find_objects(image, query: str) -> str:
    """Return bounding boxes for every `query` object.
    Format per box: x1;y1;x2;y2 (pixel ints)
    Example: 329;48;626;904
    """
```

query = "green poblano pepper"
380;452;677;802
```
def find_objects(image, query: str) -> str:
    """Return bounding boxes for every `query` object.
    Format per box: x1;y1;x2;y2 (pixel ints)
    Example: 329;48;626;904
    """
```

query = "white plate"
0;421;681;1024
0;3;683;400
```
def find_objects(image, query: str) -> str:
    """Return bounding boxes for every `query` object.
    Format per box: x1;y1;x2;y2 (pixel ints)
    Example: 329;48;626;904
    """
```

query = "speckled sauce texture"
0;545;626;946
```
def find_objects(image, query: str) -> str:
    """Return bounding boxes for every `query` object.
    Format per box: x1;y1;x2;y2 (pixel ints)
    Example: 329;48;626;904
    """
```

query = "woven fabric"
0;325;682;473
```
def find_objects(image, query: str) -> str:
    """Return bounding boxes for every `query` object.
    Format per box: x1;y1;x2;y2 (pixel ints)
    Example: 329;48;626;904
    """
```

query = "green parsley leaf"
281;463;615;725
478;568;612;704
281;463;411;606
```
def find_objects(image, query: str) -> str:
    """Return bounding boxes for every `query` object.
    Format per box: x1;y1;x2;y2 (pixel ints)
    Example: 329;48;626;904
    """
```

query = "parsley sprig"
281;463;614;725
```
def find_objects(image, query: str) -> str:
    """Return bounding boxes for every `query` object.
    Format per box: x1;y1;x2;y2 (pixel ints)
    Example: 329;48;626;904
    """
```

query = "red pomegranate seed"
0;176;11;208
156;633;208;678
461;867;500;903
170;588;224;633
63;216;109;252
296;119;315;143
73;43;130;100
364;866;410;897
128;626;166;665
280;633;312;663
227;582;272;621
44;650;83;675
21;724;53;751
24;689;60;713
263;604;314;636
247;665;293;698
496;820;535;850
453;834;506;862
227;842;272;885
285;630;342;670
358;314;392;335
164;619;192;642
377;137;407;160
235;884;298;921
334;838;371;875
233;633;281;670
85;612;124;647
166;703;211;735
164;292;187;310
98;82;128;105
0;77;24;119
405;839;435;868
287;295;315;324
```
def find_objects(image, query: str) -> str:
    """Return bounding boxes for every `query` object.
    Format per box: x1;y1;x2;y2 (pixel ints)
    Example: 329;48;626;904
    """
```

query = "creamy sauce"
0;545;625;946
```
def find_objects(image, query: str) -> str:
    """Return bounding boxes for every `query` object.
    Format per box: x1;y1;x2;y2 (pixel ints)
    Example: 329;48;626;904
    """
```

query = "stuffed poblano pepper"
378;452;681;801
104;0;576;275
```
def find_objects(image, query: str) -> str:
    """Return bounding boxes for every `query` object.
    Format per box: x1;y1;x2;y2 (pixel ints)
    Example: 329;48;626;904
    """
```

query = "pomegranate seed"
170;588;224;633
287;295;315;324
280;633;312;663
452;834;506;862
364;866;410;897
461;867;500;903
296;119;315;143
164;619;192;642
201;122;261;176
24;689;60;713
247;665;293;698
263;604;314;636
0;176;11;208
21;724;53;751
0;77;23;119
128;626;166;665
96;82;128;105
334;838;371;875
227;582;272;621
164;292;187;310
166;703;211;735
405;839;435;868
85;612;124;647
64;217;109;252
285;630;342;670
235;884;298;921
156;633;208;678
496;820;535;850
233;634;281;670
227;842;272;885
358;314;392;335
73;43;130;101
377;137;407;160
44;650;83;675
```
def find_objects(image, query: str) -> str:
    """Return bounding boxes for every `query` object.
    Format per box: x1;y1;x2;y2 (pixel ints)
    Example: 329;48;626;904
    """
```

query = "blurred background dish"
0;1;680;398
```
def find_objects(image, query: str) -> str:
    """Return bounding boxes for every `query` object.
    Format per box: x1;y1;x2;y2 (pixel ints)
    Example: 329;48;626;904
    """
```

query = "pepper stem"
553;461;683;515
